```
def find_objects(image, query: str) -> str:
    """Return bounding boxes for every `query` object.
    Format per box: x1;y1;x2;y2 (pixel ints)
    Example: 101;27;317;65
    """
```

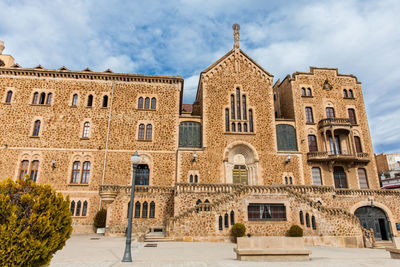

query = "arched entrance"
355;206;392;241
224;143;258;185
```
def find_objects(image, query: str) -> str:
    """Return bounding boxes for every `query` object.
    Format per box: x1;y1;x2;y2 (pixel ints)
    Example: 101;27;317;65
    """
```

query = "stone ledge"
386;248;400;259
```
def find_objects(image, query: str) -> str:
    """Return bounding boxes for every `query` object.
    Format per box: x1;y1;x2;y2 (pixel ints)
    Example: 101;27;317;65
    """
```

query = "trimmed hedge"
93;208;107;228
287;225;303;237
0;178;72;266
231;223;246;238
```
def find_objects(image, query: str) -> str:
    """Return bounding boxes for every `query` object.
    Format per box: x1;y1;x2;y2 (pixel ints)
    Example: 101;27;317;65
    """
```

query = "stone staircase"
374;240;394;249
144;226;173;242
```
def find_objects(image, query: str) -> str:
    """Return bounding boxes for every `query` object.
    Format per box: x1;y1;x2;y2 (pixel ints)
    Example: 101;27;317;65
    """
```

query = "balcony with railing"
318;118;351;130
307;150;370;163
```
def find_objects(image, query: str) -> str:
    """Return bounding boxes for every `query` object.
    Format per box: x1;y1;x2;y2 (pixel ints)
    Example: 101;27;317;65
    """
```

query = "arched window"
333;166;348;188
102;95;108;107
142;202;148;218
285;176;288;184
76;200;82;216
231;123;236;132
204;199;210;211
136;164;149;185
305;107;314;123
134;201;141;218
301;87;306;96
236;88;241;120
249;109;254;132
308;135;318;152
32;92;39;104
305;213;310;227
82;122;90;138
349;89;354;98
30;160;39;182
19;160;29;180
326;107;335;118
276;124;298;151
230;94;235;119
178;122;202;147
138;97;143;109
70;201;76;215
39;92;46;104
33;120;41;136
144;97;150;109
243;123;248;132
146;124;152;140
81;161;91;183
87;95;93;107
194;175;198;183
218;216;223;230
312;167;322;185
151;97;156;109
46;93;53;105
230;211;235;225
138;124;145;139
190;174;193;183
354;136;362;153
348;109;357;124
307;88;312;96
6;90;12;103
71;161;81;183
149;201;155;218
196;199;202;213
289;177;293;184
224;213;229;228
311;215;316;230
343;89;348;98
242;95;247;120
82;201;88;216
299;211;304;225
238;123;242;132
225;109;230;132
358;168;369;189
72;94;78;106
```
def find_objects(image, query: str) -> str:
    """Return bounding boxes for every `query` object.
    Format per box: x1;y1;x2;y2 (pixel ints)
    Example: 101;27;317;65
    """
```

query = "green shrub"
287;225;303;237
231;223;246;238
0;177;72;266
93;208;107;228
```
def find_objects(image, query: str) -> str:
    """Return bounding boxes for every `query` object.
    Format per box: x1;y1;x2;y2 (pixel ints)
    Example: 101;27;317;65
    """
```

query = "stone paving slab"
50;235;399;267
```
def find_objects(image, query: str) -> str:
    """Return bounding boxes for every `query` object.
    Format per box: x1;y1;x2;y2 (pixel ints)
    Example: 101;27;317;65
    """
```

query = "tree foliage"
231;223;246;238
0;178;72;266
93;208;107;228
287;224;303;237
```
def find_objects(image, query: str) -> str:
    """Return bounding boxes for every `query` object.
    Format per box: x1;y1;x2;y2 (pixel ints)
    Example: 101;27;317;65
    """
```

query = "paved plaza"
50;235;399;267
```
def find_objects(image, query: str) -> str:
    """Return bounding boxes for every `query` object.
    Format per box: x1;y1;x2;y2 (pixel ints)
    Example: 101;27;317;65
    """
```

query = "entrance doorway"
354;206;391;241
233;165;248;184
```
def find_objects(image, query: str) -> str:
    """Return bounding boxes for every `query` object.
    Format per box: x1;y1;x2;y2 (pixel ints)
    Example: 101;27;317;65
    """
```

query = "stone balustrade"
318;118;351;129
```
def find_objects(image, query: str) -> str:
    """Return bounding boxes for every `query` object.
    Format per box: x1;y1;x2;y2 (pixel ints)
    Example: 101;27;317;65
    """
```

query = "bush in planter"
0;178;72;266
93;208;107;229
287;225;303;237
231;223;246;241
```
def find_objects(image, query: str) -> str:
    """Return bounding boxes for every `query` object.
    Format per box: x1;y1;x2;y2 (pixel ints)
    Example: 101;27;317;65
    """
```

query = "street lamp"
122;151;141;262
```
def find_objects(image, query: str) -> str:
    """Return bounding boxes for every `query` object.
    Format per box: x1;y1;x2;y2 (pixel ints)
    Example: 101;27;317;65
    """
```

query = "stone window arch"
39;92;46;104
134;201;141;218
46;93;53;105
32;92;39;104
151;97;156;109
102;95;108;107
307;88;312;96
343;89;348;98
149;201;155;218
301;87;306;96
218;216;223;230
224;213;229;228
32;120;41;136
144;97;150;109
236;88;241;119
72;94;78;106
76;200;82;216
82;201;88;216
70;201;76;215
242;95;247;120
225;108;230;131
305;213;310;227
230;211;235;225
146;124;152;140
311;215;317;230
349;89;354;98
138;124;145;139
5;90;12;103
142;202;148;218
82;122;90;138
138;97;143;109
299;211;304;225
87;95;93;107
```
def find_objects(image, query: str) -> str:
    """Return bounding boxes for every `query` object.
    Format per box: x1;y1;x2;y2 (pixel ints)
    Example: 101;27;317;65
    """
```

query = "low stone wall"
303;236;363;248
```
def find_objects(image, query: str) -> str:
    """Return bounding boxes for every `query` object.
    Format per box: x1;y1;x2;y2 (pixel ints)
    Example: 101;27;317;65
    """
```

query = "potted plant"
94;208;107;234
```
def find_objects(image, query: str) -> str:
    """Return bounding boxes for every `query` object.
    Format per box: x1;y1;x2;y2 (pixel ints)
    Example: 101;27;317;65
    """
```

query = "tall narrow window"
134;201;141;218
102;95;108;107
348;109;357;124
19;160;29;179
243;123;248;132
343;89;348;98
225;109;230;131
230;211;235;225
144;97;150;109
299;211;304;225
46;93;53;105
30;160;39;182
39;92;46;104
230;95;235;119
76;201;81;216
285;177;288;184
82;201;88;216
138;97;143;109
231;123;236;132
238;123;242;132
87;95;93;107
307;88;312;96
326;107;335;118
142;202;148;218
312;167;322;185
72;94;78;106
289;177;293;184
6;91;12;103
190;174;193;183
354;136;362;153
349;89;354;98
149;201;155;218
305;107;314;123
333;166;348;188
311;215;316;230
146;124;152;140
151;97;156;109
70;201;75;215
218;216;223;230
194;175;198;183
224;213;229;228
82;122;90;138
32;92;39;104
301;87;306;96
71;161;81;183
236;88;241;120
358;168;369;189
308;135;318;152
242;95;247;120
33;120;41;136
249;109;254;132
305;213;310;227
136;164;149;185
138;124;145;140
81;161;90;183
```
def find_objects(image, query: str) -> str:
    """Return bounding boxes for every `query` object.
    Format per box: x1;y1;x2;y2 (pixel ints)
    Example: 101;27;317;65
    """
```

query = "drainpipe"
99;82;116;210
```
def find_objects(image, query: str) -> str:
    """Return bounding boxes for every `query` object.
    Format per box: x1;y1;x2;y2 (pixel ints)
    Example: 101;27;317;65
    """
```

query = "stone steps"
374;240;394;249
144;227;173;242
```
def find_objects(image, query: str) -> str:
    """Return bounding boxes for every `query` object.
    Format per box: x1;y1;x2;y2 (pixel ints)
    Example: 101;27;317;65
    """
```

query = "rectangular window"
19;160;29;180
305;107;314;123
326;107;335;118
248;204;286;221
348;109;357;124
308;135;318;152
312;167;322;185
30;160;39;182
358;168;369;189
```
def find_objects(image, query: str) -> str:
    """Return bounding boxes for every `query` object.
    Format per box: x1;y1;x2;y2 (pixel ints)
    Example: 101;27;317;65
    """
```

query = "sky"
0;0;399;153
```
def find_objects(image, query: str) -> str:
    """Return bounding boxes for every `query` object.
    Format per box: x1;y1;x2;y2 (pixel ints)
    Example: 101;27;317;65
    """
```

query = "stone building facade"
376;153;400;189
1;25;399;247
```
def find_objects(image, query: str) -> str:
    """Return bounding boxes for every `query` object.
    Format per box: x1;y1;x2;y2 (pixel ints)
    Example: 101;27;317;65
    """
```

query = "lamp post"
122;151;141;262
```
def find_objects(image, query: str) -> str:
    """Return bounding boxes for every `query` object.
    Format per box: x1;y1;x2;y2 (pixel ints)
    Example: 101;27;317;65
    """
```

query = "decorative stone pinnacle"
232;24;240;49
0;41;4;55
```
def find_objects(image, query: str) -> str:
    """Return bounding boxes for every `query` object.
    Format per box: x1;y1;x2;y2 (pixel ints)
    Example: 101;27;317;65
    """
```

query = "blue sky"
1;0;399;153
